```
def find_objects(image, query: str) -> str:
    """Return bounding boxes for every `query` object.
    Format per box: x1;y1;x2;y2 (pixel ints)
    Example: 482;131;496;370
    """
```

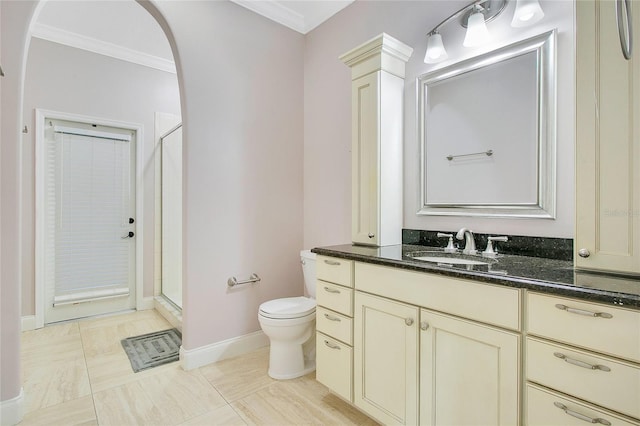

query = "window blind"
46;128;132;302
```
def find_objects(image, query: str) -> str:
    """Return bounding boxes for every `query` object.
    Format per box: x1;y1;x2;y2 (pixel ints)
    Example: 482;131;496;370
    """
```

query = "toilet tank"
300;250;317;298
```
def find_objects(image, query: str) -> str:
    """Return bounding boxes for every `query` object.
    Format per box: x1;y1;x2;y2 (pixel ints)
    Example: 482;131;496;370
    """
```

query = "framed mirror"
417;30;556;218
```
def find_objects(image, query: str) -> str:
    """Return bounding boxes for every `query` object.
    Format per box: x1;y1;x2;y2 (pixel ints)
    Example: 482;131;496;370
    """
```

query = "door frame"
34;108;145;328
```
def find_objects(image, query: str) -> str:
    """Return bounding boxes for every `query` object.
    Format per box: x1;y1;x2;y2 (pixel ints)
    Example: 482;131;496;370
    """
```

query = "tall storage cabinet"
575;0;640;273
340;33;413;246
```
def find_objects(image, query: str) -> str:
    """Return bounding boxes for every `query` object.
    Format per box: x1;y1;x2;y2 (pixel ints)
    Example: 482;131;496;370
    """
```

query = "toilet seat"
259;296;316;319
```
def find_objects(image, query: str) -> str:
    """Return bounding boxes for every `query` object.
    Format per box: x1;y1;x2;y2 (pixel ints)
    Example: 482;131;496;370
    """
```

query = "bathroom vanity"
312;245;640;426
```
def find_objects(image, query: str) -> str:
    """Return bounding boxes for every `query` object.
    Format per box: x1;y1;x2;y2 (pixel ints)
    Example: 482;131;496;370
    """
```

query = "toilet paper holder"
227;273;261;287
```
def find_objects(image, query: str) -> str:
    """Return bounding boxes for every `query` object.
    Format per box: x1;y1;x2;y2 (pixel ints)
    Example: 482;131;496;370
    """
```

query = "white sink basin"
411;256;489;266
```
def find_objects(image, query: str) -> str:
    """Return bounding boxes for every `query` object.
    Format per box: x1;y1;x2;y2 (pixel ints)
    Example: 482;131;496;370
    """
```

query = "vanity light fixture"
424;32;448;63
424;0;544;64
511;0;545;27
463;6;492;47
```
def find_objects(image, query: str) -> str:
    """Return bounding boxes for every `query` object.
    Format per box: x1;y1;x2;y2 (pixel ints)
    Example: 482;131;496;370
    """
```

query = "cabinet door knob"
405;318;414;326
578;248;590;258
368;233;375;239
420;321;429;331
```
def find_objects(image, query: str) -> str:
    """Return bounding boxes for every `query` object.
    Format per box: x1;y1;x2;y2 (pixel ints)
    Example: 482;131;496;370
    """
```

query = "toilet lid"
259;297;316;319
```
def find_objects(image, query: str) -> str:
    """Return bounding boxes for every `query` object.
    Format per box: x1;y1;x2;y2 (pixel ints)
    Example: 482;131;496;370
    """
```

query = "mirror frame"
417;30;557;218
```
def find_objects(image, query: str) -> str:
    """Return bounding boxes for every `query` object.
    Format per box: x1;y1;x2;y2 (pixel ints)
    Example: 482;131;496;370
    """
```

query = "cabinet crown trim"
339;32;413;68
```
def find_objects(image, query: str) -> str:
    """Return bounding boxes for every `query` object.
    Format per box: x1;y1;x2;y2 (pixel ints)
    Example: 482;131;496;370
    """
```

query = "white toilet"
258;250;317;380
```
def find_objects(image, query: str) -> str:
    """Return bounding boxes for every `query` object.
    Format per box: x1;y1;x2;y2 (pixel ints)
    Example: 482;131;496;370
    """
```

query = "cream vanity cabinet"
315;255;354;402
353;262;521;425
575;0;640;273
354;292;419;425
340;34;412;247
525;293;640;425
420;310;520;425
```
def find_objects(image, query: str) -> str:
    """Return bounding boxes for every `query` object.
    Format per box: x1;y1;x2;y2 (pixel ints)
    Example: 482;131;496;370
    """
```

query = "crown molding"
231;0;306;33
30;23;176;74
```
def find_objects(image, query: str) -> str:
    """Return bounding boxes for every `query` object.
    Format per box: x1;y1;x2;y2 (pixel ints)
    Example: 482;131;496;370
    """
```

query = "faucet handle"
483;236;509;257
437;232;457;253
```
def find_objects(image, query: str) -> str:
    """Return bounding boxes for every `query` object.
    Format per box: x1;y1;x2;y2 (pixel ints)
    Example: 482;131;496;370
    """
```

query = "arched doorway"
25;0;182;326
0;1;185;422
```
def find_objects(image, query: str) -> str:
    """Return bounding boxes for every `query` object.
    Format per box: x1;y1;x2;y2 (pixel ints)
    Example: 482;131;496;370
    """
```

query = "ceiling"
230;0;354;34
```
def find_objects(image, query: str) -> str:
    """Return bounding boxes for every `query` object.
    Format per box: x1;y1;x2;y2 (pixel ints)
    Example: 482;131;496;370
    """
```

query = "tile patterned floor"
19;310;376;426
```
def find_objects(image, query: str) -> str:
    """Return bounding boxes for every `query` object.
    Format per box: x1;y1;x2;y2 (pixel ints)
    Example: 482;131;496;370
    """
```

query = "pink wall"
0;0;37;409
303;0;575;249
142;0;305;349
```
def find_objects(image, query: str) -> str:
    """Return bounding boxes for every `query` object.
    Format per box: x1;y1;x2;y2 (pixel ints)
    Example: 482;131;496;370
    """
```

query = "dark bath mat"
121;328;181;372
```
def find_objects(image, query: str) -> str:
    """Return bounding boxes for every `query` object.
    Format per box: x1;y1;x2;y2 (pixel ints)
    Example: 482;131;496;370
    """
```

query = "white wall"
303;0;575;249
21;37;181;316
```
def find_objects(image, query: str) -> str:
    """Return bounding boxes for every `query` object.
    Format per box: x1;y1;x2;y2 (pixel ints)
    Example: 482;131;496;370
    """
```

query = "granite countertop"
312;244;640;310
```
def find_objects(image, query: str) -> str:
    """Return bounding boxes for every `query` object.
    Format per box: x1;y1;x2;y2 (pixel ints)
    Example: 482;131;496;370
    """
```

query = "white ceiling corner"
230;0;354;34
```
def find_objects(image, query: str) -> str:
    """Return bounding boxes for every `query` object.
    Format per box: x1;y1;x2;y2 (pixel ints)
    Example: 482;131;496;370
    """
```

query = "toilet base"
268;360;316;380
266;336;316;380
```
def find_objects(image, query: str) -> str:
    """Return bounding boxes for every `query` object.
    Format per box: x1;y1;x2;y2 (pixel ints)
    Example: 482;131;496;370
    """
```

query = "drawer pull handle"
324;340;341;350
420;321;429;331
553;352;611;372
553;402;611;425
405;318;414;326
555;304;613;319
323;286;341;294
324;313;341;322
323;259;341;266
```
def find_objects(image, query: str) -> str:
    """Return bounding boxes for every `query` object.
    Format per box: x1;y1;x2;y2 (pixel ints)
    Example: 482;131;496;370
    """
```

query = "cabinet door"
354;291;419;425
420;309;520;425
576;0;640;273
351;73;380;246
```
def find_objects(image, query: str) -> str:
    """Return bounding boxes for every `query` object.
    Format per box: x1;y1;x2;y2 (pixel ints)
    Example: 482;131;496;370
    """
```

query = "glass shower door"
161;125;182;309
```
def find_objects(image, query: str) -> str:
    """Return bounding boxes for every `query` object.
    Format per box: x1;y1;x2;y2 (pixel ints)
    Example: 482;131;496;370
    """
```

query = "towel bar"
227;273;261;287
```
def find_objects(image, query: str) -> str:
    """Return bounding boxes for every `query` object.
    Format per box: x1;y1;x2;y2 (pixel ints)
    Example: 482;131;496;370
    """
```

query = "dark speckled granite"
311;244;640;310
402;229;573;261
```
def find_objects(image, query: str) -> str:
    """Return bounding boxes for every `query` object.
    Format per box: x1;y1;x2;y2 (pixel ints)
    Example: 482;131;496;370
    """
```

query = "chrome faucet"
456;228;477;255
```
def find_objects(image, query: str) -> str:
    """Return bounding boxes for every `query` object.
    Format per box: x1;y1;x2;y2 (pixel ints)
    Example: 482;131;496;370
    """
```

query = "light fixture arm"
426;0;496;36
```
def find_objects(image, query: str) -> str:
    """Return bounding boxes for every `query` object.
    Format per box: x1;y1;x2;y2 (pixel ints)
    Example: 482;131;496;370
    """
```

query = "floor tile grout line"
77;317;101;425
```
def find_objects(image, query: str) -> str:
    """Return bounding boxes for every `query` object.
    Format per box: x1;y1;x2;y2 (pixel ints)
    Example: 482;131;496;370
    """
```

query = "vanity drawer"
527;337;640;419
316;307;352;345
317;256;353;288
527;293;640;362
355;262;521;330
316;281;353;316
316;332;352;402
526;383;639;426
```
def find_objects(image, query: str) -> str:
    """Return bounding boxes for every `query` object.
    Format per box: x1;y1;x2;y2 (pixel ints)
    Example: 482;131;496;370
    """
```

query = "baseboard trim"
180;331;269;371
0;388;24;426
21;315;37;331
